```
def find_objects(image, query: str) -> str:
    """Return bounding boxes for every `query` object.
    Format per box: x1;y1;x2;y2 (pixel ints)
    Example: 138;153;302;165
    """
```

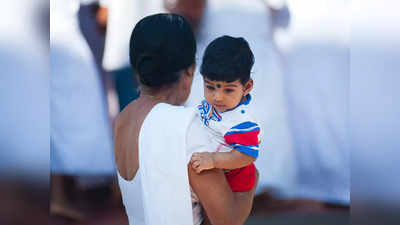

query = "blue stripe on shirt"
234;145;259;158
232;144;259;148
230;121;258;130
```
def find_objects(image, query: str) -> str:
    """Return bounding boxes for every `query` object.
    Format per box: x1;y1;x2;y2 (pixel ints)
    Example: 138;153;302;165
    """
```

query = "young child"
190;35;261;192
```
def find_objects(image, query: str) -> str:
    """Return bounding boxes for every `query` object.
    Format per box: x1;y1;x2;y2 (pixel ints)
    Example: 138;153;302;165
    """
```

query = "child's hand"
190;152;215;173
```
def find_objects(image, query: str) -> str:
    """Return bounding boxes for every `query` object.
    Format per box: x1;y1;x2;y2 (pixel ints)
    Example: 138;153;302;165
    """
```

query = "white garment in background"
185;0;294;195
0;45;48;182
50;0;115;175
118;103;210;225
0;1;48;182
102;0;165;71
351;0;400;207
274;0;350;204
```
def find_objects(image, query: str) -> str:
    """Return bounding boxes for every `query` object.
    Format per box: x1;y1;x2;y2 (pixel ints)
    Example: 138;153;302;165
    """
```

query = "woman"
114;14;257;225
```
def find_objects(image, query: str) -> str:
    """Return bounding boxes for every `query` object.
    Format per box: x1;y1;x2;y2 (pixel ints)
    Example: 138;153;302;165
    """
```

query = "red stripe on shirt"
224;130;260;146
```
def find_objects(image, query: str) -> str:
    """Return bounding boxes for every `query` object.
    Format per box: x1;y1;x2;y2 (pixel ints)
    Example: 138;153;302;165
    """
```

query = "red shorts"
225;163;256;192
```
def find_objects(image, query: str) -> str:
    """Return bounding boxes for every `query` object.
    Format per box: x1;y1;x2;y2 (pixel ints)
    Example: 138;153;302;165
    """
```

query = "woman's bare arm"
189;165;258;225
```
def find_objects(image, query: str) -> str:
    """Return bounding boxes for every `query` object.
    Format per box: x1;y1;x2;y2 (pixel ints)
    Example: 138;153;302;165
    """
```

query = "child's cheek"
204;90;212;102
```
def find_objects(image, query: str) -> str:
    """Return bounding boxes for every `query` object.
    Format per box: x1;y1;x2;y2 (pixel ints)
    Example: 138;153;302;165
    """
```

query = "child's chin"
215;107;227;113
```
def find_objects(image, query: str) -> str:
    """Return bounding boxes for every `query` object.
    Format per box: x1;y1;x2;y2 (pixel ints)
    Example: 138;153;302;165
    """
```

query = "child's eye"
225;89;234;93
206;86;215;90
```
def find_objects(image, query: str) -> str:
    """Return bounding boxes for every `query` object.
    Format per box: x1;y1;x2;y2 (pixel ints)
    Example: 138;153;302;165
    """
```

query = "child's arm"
191;149;256;174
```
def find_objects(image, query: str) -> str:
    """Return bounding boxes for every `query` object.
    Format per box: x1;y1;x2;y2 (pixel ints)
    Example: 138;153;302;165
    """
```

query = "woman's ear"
185;63;196;77
243;79;253;96
181;64;196;88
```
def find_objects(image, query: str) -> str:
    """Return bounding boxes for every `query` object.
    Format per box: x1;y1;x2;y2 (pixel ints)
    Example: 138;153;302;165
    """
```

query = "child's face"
203;77;253;112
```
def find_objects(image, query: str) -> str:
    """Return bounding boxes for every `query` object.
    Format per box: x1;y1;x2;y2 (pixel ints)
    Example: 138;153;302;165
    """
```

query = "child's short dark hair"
200;35;254;85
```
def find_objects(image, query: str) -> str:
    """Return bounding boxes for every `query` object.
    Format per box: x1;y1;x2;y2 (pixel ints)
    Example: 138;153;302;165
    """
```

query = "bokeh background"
0;0;399;225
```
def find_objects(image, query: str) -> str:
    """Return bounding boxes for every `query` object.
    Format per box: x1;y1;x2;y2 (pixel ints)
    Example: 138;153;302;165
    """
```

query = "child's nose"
214;91;223;101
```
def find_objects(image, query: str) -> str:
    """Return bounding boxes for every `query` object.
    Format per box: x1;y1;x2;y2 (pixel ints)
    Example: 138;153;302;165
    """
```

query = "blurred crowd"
8;0;400;224
48;0;351;224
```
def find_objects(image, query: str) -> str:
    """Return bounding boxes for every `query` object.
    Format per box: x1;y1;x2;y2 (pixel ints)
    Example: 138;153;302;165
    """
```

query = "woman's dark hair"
200;35;254;85
129;13;196;87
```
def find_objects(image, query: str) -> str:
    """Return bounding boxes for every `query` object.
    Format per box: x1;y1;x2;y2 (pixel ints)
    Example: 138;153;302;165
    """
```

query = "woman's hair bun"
129;13;196;87
135;53;160;86
135;51;180;87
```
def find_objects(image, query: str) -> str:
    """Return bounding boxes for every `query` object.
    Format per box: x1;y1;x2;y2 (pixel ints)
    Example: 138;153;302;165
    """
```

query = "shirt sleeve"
223;121;261;158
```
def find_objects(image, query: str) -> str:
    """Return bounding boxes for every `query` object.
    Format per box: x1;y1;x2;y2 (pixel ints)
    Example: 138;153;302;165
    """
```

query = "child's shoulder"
221;108;260;138
223;107;262;150
224;95;257;124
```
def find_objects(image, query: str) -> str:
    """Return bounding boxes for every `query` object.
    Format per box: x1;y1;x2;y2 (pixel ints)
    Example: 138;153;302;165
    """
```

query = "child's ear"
243;79;253;96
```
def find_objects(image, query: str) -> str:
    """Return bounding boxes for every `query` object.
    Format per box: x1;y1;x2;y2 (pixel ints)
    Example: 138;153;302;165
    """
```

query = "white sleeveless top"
118;103;210;225
118;171;145;225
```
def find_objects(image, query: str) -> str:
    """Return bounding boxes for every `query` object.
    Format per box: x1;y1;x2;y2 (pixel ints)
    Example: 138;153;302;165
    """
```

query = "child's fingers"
191;153;201;161
195;166;203;174
192;160;201;169
191;157;199;163
190;157;196;163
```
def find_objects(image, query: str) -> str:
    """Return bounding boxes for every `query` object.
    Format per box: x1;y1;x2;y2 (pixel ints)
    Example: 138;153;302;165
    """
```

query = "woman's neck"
139;86;182;106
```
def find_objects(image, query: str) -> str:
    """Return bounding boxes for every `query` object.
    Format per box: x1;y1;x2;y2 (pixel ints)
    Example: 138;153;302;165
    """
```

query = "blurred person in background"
272;0;350;208
98;0;166;111
0;1;48;182
50;0;115;220
0;46;49;225
351;1;400;224
0;47;49;225
0;1;48;224
97;0;207;112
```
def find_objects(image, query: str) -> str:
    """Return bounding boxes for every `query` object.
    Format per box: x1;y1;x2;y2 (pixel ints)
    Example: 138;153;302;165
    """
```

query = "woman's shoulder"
155;103;197;113
148;103;197;123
